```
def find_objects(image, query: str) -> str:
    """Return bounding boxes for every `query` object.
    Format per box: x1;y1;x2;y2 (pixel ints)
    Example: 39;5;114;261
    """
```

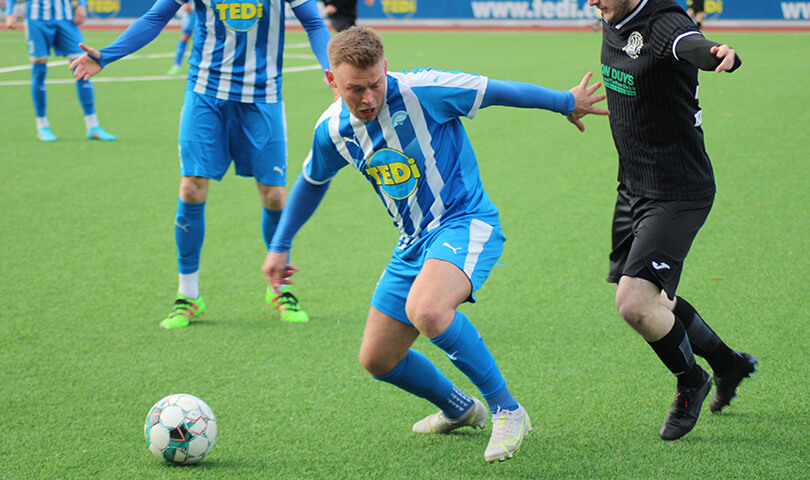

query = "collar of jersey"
615;0;648;30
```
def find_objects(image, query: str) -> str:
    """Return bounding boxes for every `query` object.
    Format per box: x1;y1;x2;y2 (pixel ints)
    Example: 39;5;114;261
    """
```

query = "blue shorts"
371;216;505;325
181;11;196;36
26;19;84;59
178;87;288;185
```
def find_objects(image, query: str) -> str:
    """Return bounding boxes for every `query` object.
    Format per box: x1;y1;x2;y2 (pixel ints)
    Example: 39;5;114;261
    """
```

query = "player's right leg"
360;307;487;433
610;189;715;440
616;277;711;440
31;59;55;141
25;20;55;141
161;176;209;329
161;89;229;328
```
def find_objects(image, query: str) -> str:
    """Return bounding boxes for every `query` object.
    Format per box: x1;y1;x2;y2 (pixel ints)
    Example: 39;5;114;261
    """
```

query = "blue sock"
174;40;189;67
374;349;474;419
75;78;95;116
261;207;282;249
175;198;206;274
31;63;47;118
430;311;519;413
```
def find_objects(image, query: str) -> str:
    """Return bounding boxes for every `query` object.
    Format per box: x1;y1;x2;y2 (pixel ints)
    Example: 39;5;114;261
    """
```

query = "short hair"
327;26;385;70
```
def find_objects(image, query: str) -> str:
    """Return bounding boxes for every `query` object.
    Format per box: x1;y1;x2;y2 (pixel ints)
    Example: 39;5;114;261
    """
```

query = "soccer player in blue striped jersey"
263;27;609;463
5;0;116;141
69;0;332;327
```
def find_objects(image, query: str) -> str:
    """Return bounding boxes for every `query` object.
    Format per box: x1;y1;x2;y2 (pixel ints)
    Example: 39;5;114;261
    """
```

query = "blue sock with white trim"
31;63;47;118
430;311;519;413
75;78;96;116
175;198;205;274
261;207;282;250
374;349;474;419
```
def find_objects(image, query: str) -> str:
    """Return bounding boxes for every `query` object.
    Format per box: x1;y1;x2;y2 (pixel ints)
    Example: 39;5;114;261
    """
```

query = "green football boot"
266;286;309;323
160;293;206;329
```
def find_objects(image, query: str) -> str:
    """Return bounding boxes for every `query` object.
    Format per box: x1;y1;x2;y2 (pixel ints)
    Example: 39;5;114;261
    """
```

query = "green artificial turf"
1;28;807;479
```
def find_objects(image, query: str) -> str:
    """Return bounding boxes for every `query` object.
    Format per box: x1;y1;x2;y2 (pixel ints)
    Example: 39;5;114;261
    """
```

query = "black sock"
648;319;704;387
674;296;737;375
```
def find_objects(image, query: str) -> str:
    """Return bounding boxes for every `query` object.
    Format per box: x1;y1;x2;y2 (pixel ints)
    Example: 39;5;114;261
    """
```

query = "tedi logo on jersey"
623;31;644;59
214;0;263;32
365;148;422;200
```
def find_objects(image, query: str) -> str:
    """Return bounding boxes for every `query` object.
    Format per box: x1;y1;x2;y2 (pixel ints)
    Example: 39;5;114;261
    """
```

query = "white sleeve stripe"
288;0;308;8
397;79;445;235
468;76;487;119
327;115;355;167
672;31;702;61
301;154;331;185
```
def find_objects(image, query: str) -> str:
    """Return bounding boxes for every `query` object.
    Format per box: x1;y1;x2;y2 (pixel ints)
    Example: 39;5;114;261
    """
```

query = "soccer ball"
144;393;218;464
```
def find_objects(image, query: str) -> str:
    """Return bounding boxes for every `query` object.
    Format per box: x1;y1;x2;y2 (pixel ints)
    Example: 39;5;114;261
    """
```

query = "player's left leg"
57;24;115;140
661;287;757;413
257;182;309;323
237;100;307;323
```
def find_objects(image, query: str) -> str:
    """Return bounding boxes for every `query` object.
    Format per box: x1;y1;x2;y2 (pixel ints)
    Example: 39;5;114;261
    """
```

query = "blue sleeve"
268;173;331;252
76;0;88;8
291;0;331;74
97;0;182;69
6;0;17;16
482;79;575;116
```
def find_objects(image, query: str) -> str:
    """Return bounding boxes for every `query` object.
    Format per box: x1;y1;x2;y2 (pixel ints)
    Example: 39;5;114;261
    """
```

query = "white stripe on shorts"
463;219;493;278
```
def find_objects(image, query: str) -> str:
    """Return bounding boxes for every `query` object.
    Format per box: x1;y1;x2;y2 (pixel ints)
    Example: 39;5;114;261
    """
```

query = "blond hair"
328;26;385;70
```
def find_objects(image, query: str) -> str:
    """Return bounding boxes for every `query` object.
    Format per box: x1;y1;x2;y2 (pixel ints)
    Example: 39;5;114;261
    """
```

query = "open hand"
68;43;102;81
566;71;610;132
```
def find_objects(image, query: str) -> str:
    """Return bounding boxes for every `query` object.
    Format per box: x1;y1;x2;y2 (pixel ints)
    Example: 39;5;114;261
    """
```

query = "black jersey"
601;0;716;200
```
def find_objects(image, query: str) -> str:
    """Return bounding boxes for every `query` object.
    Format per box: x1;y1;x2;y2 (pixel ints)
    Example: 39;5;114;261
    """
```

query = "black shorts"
690;0;705;13
607;184;713;299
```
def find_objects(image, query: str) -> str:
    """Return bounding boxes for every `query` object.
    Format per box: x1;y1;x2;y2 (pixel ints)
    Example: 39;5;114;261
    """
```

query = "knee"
405;299;447;338
179;177;208;203
615;290;647;326
358;346;395;378
259;185;286;210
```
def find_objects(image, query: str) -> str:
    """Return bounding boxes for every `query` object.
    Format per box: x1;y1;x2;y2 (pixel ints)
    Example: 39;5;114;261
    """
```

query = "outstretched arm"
674;33;742;73
5;0;19;29
69;0;183;80
263;173;331;292
292;0;332;75
481;72;609;132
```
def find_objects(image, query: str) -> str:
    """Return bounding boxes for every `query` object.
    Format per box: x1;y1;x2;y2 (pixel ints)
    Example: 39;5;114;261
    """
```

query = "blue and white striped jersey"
6;0;83;21
304;69;500;251
185;0;311;103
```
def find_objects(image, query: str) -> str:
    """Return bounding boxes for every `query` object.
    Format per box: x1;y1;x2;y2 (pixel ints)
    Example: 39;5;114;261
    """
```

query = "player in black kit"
590;0;757;441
